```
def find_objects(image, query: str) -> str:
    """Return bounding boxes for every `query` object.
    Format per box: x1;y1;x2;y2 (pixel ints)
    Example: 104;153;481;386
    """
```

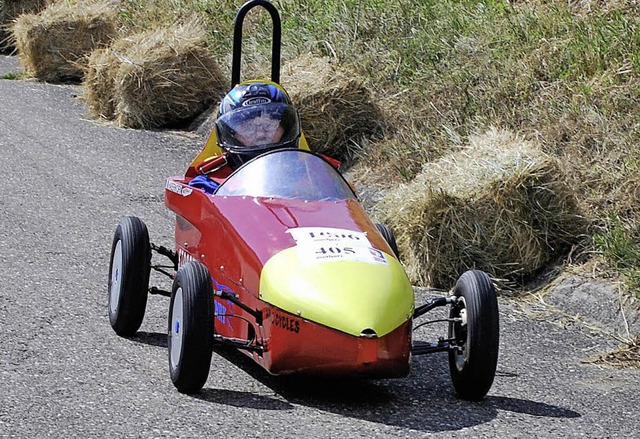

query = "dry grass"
586;336;640;368
568;0;639;14
83;18;227;128
13;0;117;82
376;127;587;288
281;55;384;162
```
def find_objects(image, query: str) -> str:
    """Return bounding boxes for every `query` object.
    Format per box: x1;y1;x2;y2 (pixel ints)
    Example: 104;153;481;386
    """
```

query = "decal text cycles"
266;309;300;333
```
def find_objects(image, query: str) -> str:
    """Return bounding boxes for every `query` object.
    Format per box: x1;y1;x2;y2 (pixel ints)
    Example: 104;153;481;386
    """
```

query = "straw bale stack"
85;21;226;128
13;1;117;82
376;128;587;288
281;55;383;162
0;0;48;52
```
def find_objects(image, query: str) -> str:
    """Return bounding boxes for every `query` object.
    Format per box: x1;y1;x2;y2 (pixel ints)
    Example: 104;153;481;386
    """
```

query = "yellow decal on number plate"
287;227;388;265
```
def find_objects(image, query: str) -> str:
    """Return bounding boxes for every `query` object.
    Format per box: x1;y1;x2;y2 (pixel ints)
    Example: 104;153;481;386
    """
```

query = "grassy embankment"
108;0;640;295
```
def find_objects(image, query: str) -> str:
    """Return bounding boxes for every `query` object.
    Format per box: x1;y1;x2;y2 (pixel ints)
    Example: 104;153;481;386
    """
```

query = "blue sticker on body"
211;277;234;330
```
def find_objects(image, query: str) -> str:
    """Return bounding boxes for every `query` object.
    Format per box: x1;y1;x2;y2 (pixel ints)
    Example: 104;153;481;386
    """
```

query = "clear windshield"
215;149;357;201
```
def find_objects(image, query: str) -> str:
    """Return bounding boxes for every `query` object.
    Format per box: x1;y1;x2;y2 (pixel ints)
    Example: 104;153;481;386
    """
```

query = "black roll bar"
231;0;282;87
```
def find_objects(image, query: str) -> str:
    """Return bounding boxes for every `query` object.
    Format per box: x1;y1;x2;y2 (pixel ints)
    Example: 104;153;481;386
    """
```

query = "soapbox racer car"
107;0;499;401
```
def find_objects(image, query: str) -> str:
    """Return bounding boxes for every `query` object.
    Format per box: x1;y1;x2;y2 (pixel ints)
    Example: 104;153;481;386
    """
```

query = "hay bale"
0;0;48;53
83;37;134;120
12;1;117;82
281;55;383;162
108;21;226;129
83;47;119;120
376;128;587;288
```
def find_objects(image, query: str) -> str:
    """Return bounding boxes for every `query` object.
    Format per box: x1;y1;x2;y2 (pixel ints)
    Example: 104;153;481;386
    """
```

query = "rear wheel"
168;261;215;394
375;223;400;259
108;216;151;336
448;270;499;400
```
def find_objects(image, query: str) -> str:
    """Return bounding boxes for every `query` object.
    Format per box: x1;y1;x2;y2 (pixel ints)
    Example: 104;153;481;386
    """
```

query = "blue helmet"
215;81;301;168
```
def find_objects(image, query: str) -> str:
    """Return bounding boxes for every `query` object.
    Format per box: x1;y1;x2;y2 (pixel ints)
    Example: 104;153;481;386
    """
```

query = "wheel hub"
170;287;185;370
109;240;123;314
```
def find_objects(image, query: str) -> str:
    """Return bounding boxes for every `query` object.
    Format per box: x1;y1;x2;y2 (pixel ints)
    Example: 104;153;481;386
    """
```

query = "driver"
189;81;302;194
216;80;302;168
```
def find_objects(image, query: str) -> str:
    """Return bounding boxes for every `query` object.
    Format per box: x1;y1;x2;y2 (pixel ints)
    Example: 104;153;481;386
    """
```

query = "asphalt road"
1;54;639;438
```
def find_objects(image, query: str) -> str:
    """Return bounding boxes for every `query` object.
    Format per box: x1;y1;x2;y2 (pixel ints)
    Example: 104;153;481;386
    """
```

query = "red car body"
164;149;414;377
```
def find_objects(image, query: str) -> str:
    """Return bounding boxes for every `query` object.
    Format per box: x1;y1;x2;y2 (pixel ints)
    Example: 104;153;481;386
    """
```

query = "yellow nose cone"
259;246;414;337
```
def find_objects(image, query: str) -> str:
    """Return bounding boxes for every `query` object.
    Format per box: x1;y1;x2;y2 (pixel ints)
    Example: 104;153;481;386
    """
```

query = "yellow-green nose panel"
259;247;414;337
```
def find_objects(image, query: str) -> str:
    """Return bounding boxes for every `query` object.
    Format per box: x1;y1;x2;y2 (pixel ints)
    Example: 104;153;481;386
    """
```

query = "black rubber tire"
108;216;151;336
375;223;400;259
168;261;215;394
448;270;499;400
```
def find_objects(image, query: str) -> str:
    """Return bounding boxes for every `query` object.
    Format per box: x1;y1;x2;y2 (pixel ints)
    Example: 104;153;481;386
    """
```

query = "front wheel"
108;216;151;336
168;261;215;394
448;270;499;400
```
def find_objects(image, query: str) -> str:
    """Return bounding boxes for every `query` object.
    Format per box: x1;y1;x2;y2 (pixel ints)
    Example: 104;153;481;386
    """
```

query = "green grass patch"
594;214;640;299
1;72;27;80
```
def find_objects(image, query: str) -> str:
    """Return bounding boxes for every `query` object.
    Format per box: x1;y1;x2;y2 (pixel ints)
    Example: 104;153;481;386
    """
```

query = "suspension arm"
411;339;461;355
151;243;178;269
213;334;263;353
414;296;457;319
